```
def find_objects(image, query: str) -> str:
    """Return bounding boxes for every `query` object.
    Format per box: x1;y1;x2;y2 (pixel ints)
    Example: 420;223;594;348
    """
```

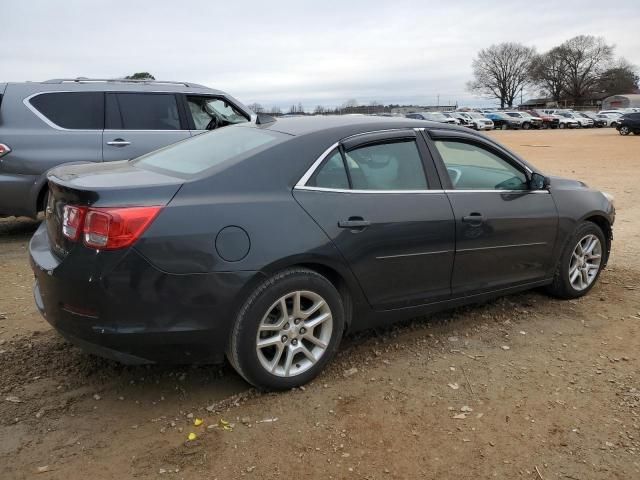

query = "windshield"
467;112;485;119
506;112;521;118
426;112;447;120
558;113;572;118
134;125;286;177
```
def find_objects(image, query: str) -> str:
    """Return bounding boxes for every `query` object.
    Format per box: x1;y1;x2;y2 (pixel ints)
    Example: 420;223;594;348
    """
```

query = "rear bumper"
29;222;263;364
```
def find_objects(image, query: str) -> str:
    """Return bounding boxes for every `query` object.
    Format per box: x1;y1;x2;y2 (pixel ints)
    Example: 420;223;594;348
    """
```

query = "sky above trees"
2;0;639;108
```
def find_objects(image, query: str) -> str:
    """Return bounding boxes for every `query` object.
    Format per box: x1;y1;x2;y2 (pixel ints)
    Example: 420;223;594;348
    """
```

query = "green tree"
125;72;156;80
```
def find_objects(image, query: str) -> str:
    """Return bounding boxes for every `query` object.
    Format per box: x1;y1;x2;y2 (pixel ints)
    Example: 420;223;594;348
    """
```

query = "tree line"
468;35;639;108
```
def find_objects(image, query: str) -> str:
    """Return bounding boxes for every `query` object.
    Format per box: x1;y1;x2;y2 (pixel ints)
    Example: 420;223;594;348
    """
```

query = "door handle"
106;139;131;147
462;213;485;225
338;217;370;230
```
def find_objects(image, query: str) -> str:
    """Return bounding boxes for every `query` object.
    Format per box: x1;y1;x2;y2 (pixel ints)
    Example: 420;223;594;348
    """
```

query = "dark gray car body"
0;79;254;218
29;116;614;364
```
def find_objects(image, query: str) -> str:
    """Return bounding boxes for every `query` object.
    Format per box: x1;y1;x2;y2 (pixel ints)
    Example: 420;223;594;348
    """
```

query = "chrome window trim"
294;185;549;194
295;142;341;187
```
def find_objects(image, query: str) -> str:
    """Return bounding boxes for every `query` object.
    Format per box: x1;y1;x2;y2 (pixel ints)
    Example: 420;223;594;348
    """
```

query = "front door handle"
462;213;485;225
106;138;131;147
338;217;370;230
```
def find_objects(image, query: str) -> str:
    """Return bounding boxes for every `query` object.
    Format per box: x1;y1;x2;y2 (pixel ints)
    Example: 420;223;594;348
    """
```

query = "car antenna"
255;113;277;125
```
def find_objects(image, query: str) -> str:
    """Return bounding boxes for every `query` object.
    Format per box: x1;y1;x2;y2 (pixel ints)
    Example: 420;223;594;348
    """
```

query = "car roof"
255;115;466;137
5;78;222;95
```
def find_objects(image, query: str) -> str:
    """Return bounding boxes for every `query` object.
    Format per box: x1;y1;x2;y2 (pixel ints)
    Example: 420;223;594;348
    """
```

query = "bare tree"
314;105;326;114
467;42;536;108
530;47;567;103
247;102;264;113
558;35;613;104
297;102;305;114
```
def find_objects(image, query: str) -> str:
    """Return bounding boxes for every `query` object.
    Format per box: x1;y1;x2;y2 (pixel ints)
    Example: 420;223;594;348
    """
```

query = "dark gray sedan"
30;116;615;390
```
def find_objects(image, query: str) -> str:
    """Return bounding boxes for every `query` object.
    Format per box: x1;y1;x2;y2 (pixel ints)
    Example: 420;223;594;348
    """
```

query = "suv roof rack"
41;78;208;89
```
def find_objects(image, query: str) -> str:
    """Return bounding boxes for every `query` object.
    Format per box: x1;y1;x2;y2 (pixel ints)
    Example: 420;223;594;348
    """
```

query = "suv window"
344;140;427;190
108;93;181;130
186;96;248;130
29;92;104;129
434;140;528;191
307;149;349;189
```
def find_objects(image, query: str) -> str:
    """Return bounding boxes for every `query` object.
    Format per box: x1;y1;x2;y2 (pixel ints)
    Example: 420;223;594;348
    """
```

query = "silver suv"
0;78;254;218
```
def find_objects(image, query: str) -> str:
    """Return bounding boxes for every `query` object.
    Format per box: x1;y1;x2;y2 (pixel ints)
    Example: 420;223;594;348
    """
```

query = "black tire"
227;268;345;390
545;221;606;299
559;123;566;129
619;126;630;136
500;124;508;130
522;122;531;130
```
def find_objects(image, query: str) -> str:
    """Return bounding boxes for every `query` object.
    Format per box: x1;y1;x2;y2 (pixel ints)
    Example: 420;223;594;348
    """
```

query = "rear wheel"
559;123;566;129
500;124;508;130
227;268;345;390
546;222;606;299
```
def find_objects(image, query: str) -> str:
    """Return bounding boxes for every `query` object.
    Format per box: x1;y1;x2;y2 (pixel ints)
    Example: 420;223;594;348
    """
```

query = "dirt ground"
1;128;639;479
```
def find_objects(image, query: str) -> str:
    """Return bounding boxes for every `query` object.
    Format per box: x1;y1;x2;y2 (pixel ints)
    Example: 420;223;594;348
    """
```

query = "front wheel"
619;126;631;135
546;222;606;299
559;123;566;129
522;122;531;130
500;124;508;130
227;268;345;390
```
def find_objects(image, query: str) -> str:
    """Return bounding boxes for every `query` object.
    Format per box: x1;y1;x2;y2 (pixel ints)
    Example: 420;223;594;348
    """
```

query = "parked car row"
404;107;634;132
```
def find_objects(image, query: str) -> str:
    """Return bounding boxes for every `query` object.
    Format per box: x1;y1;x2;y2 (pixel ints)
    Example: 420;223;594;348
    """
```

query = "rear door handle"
106;139;131;147
338;217;370;230
462;213;485;225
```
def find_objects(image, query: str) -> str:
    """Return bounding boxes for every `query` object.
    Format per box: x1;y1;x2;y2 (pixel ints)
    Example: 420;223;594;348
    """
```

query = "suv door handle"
462;213;485;225
106;139;131;147
338;217;370;230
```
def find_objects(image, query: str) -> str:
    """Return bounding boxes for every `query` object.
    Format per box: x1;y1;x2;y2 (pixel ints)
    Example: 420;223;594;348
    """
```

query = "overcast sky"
2;1;639;109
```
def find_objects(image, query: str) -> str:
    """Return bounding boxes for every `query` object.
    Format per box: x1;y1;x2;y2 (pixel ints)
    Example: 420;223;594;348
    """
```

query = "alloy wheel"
255;291;333;377
620;126;630;135
568;234;602;291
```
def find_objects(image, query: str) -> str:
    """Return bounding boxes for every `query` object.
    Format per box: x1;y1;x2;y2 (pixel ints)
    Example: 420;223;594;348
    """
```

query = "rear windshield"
133;125;287;176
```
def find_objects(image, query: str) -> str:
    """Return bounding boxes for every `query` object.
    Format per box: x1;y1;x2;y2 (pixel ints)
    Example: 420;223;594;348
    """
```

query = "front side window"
307;149;349;189
186;96;248;130
30;92;104;129
111;93;181;130
434;140;528;191
344;140;427;190
134;125;284;176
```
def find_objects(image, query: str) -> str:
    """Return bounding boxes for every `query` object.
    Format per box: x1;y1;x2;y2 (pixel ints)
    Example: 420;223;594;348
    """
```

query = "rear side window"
307;149;349;189
29;92;104;129
108;93;181;130
134;125;285;176
344;140;428;190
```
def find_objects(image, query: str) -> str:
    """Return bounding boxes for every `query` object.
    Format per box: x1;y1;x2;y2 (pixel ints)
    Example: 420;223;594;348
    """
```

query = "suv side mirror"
530;172;550;190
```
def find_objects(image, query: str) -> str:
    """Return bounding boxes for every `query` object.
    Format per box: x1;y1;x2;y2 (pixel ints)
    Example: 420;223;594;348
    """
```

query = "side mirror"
530;172;550;190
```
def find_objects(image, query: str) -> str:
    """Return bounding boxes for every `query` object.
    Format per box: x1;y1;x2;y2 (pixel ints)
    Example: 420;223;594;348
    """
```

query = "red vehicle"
528;110;560;129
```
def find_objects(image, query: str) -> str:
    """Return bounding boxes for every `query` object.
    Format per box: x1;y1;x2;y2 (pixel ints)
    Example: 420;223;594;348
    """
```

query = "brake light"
62;205;87;241
83;206;162;250
0;143;11;158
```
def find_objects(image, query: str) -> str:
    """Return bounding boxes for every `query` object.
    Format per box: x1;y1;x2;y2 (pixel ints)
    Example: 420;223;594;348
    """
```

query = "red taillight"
0;143;10;158
62;205;87;241
83;206;162;250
